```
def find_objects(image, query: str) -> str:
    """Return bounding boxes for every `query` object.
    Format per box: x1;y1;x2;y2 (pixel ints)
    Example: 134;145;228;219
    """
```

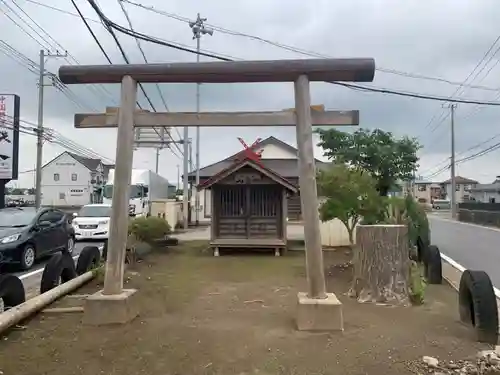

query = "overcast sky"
2;0;500;188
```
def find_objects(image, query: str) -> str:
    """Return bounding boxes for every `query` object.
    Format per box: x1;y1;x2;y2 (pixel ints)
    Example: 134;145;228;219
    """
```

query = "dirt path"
0;241;489;375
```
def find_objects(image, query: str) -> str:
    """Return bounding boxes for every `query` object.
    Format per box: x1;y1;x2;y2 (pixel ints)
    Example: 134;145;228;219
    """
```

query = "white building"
469;177;500;203
41;151;114;207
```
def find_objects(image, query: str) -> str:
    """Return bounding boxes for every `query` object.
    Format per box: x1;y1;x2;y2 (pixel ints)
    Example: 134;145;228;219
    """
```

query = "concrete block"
83;289;138;325
296;292;344;331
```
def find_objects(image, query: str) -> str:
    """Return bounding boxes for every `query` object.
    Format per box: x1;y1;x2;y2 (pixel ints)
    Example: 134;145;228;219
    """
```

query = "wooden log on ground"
41;307;84;314
349;224;410;305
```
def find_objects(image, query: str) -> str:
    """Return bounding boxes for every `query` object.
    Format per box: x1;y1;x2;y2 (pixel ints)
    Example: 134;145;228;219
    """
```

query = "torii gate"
58;57;375;330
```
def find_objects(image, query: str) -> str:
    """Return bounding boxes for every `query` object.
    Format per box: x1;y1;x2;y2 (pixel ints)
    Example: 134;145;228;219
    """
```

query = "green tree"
316;128;420;196
317;163;383;244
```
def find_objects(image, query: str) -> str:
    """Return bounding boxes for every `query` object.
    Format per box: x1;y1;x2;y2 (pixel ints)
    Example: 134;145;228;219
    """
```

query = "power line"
8;0;116;104
0;3;47;48
329;82;500;106
420;35;500;137
21;0;500;171
80;0;183;158
23;0;500;101
2;115;115;163
122;0;500;93
117;0;183;147
80;2;500;107
115;0;183;157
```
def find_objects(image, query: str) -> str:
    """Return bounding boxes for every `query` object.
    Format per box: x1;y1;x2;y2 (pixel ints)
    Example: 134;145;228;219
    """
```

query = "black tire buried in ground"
102;240;108;261
416;237;427;264
458;270;499;344
425;245;442;284
40;252;78;294
0;274;25;311
76;246;101;275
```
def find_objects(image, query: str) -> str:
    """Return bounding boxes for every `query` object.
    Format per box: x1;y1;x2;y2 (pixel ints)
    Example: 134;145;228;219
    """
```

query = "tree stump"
349;224;410;305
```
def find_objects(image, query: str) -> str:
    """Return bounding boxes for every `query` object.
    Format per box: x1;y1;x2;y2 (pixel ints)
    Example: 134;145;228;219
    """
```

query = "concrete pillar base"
296;292;344;331
83;289;138;325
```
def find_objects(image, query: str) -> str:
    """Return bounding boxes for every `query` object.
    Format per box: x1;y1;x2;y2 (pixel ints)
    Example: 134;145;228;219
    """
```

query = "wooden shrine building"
199;154;298;255
188;136;327;222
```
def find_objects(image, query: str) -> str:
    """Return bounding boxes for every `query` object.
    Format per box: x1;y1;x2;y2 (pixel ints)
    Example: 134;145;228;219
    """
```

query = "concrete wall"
151;199;182;228
319;218;355;247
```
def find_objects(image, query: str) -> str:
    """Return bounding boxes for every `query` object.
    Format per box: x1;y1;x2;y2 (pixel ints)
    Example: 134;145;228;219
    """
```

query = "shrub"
409;261;426;305
128;216;171;243
404;195;430;248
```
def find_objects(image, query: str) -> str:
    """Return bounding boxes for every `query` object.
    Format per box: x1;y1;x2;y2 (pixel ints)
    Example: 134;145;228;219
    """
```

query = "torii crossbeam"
59;57;375;330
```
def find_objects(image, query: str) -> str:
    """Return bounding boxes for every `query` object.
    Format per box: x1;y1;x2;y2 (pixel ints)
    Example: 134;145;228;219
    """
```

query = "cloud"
2;0;500;189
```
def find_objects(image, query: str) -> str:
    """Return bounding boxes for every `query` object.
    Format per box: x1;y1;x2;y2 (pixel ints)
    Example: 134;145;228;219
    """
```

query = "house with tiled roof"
40;151;114;207
440;175;478;203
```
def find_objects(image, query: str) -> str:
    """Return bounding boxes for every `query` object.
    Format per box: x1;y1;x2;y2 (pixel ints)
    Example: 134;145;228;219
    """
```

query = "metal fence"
458;208;500;228
458;202;500;212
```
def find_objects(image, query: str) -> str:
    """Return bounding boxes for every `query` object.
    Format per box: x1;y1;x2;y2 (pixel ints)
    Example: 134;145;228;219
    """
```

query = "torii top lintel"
58;58;375;85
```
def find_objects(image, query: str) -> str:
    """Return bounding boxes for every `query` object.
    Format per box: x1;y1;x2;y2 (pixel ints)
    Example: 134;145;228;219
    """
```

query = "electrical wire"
121;0;500;93
20;0;500;171
0;5;97;112
81;2;500;107
9;0;116;104
0;39;39;73
2;115;115;163
0;3;48;48
116;0;183;156
23;0;500;103
420;35;500;137
328;82;500;106
77;0;183;158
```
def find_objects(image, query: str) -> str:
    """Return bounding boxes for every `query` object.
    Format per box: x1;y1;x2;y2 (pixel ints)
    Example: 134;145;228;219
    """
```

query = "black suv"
0;207;75;270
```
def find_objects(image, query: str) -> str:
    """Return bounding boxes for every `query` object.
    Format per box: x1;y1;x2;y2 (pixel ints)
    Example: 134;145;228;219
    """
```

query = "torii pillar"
59;57;375;329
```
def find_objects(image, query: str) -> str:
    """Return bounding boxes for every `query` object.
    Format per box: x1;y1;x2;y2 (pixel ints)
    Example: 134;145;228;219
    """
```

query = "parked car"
432;199;451;210
0;207;75;270
72;204;112;241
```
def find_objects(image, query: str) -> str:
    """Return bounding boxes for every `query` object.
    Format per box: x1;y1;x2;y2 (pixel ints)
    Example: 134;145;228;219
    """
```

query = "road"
428;215;500;289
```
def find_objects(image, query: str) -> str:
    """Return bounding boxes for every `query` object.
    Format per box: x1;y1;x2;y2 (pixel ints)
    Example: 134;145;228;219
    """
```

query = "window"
464;184;471;192
71;173;77;181
417;184;427;192
455;184;461;191
39;210;63;224
78;205;112;217
54;173;60;181
59;192;65;200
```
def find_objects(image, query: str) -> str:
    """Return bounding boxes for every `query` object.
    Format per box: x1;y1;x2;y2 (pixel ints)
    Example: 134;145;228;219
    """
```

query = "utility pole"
155;148;160;173
34;49;67;209
189;13;213;226
444;103;458;218
450;103;457;219
177;164;180;192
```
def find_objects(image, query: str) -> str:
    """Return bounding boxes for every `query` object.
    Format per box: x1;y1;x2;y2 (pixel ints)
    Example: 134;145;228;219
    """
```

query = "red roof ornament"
236;137;263;166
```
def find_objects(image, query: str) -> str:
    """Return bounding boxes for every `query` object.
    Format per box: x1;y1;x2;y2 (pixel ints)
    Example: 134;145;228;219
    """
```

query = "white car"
72;204;111;241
